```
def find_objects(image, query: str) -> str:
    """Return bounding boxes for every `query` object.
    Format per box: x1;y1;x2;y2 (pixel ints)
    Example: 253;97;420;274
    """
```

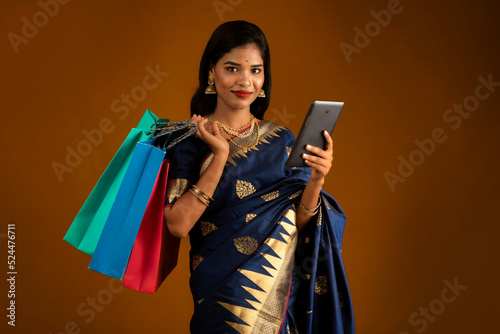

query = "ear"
208;65;215;77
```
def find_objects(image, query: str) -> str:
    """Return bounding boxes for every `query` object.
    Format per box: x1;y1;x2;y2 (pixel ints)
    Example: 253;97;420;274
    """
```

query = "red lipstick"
232;90;253;98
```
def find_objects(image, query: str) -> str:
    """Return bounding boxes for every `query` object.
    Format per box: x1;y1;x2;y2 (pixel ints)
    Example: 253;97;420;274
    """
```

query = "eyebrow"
223;61;263;67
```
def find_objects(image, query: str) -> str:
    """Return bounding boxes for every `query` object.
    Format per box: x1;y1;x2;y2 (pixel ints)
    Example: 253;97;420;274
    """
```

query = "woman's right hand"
191;114;230;158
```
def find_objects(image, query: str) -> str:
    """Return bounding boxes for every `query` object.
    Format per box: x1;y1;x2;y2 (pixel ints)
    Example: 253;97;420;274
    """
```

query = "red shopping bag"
123;159;181;293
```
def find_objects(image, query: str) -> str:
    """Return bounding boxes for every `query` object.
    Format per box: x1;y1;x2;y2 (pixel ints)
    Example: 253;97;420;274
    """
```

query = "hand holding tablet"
286;101;344;168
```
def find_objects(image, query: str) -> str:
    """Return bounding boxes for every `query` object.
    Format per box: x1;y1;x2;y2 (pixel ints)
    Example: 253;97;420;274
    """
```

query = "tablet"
286;101;344;168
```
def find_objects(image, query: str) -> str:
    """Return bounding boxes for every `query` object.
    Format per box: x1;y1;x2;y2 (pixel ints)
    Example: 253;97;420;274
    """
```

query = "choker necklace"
209;115;260;153
227;120;260;153
209;115;255;138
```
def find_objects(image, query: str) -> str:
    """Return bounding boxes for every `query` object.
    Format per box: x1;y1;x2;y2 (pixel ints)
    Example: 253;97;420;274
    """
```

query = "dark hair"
190;20;271;119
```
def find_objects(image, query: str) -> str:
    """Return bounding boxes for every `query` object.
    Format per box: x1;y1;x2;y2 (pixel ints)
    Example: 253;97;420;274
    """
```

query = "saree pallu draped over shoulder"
164;121;354;334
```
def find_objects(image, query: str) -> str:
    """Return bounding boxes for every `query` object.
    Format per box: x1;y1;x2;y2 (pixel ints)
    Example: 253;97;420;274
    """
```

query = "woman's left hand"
302;130;334;183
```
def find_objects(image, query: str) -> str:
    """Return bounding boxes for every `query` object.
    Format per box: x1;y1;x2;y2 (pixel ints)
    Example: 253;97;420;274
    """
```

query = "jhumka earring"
258;89;266;98
205;76;216;95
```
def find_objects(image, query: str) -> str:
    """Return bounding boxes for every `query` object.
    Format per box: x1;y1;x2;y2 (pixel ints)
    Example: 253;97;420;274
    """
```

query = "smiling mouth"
232;91;253;97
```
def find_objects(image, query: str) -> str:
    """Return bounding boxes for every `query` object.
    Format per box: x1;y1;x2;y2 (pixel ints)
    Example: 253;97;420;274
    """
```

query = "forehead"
219;43;263;64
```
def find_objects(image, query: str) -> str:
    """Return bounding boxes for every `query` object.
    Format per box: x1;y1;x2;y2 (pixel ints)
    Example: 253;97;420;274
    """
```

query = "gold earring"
258;89;266;98
205;75;216;95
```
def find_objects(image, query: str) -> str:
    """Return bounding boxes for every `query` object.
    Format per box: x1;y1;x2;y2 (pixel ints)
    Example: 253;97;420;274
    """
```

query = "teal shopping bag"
87;120;197;279
63;110;160;255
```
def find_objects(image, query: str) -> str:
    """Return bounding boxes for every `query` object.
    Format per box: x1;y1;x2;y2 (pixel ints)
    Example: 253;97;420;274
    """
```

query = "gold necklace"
219;121;255;139
209;115;255;138
226;120;260;153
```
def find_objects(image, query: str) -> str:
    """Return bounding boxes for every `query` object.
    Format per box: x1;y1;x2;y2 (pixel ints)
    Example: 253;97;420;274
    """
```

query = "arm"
163;115;229;238
295;130;334;233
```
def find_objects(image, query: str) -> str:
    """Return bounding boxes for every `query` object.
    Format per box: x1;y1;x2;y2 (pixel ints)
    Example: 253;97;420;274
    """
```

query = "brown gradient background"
1;0;499;333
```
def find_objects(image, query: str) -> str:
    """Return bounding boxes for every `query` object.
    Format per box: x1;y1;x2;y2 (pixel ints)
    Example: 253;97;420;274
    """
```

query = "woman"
163;20;354;334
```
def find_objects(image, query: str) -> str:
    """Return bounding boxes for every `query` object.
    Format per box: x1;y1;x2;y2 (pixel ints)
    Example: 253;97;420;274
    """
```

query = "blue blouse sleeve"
163;133;206;207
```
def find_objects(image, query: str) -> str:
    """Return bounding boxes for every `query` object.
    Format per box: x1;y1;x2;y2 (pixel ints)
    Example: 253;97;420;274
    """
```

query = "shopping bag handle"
148;120;199;151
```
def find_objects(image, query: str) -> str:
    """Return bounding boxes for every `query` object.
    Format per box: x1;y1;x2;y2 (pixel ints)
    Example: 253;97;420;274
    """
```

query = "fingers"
211;123;225;140
191;114;204;137
211;123;219;134
303;159;329;177
302;152;331;170
304;131;333;159
323;130;333;152
196;118;209;138
302;130;334;176
191;114;204;124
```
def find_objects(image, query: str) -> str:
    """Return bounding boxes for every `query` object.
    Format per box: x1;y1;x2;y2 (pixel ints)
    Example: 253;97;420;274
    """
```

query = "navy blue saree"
164;120;354;334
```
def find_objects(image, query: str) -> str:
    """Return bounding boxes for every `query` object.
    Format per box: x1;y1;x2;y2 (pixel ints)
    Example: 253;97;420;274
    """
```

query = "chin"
225;98;257;111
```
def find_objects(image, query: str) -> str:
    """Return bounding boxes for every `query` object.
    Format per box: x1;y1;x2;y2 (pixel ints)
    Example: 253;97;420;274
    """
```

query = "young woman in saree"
163;20;354;334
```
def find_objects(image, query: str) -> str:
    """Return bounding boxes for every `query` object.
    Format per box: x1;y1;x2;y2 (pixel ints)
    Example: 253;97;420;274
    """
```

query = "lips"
232;90;253;98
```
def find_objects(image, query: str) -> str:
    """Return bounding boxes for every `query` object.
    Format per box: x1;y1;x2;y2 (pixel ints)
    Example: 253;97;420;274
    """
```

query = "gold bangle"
191;185;214;202
296;206;319;217
298;197;321;212
189;186;211;207
189;188;209;206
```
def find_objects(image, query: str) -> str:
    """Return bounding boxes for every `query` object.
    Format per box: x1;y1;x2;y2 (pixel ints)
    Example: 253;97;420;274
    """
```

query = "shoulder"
258;120;294;138
258;120;296;146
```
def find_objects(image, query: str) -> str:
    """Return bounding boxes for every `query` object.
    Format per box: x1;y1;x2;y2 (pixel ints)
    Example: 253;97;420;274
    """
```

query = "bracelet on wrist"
298;196;321;212
296;206;319;217
189;185;213;207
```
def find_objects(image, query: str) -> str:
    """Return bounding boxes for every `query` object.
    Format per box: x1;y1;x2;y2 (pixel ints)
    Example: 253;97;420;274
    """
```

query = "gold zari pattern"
288;190;303;200
226;121;287;166
233;236;259;255
192;255;204;271
236;180;256;199
246;213;257;223
314;275;328;295
218;209;298;334
166;178;191;204
316;207;323;226
200;221;217;236
261;190;279;202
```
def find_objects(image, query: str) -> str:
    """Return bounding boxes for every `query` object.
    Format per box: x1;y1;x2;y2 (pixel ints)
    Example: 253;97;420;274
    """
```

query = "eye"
252;68;263;74
226;67;238;73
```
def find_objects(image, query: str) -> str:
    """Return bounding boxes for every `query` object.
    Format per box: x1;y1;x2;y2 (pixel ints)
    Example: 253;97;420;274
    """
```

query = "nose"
236;71;252;87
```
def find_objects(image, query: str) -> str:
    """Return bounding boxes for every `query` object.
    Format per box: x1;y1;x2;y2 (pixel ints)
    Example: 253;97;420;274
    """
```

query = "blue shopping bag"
64;110;160;255
88;138;167;279
87;120;197;279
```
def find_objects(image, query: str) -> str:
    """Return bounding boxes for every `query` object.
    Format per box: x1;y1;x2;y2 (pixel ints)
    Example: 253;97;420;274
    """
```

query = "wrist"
212;151;229;162
306;178;324;190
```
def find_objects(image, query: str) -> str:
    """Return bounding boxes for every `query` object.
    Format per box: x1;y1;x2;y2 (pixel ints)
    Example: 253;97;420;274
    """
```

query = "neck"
212;106;253;130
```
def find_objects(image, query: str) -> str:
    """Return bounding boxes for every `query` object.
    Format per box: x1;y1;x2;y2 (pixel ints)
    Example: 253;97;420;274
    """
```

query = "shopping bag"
64;110;159;255
88;138;166;279
122;159;181;293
